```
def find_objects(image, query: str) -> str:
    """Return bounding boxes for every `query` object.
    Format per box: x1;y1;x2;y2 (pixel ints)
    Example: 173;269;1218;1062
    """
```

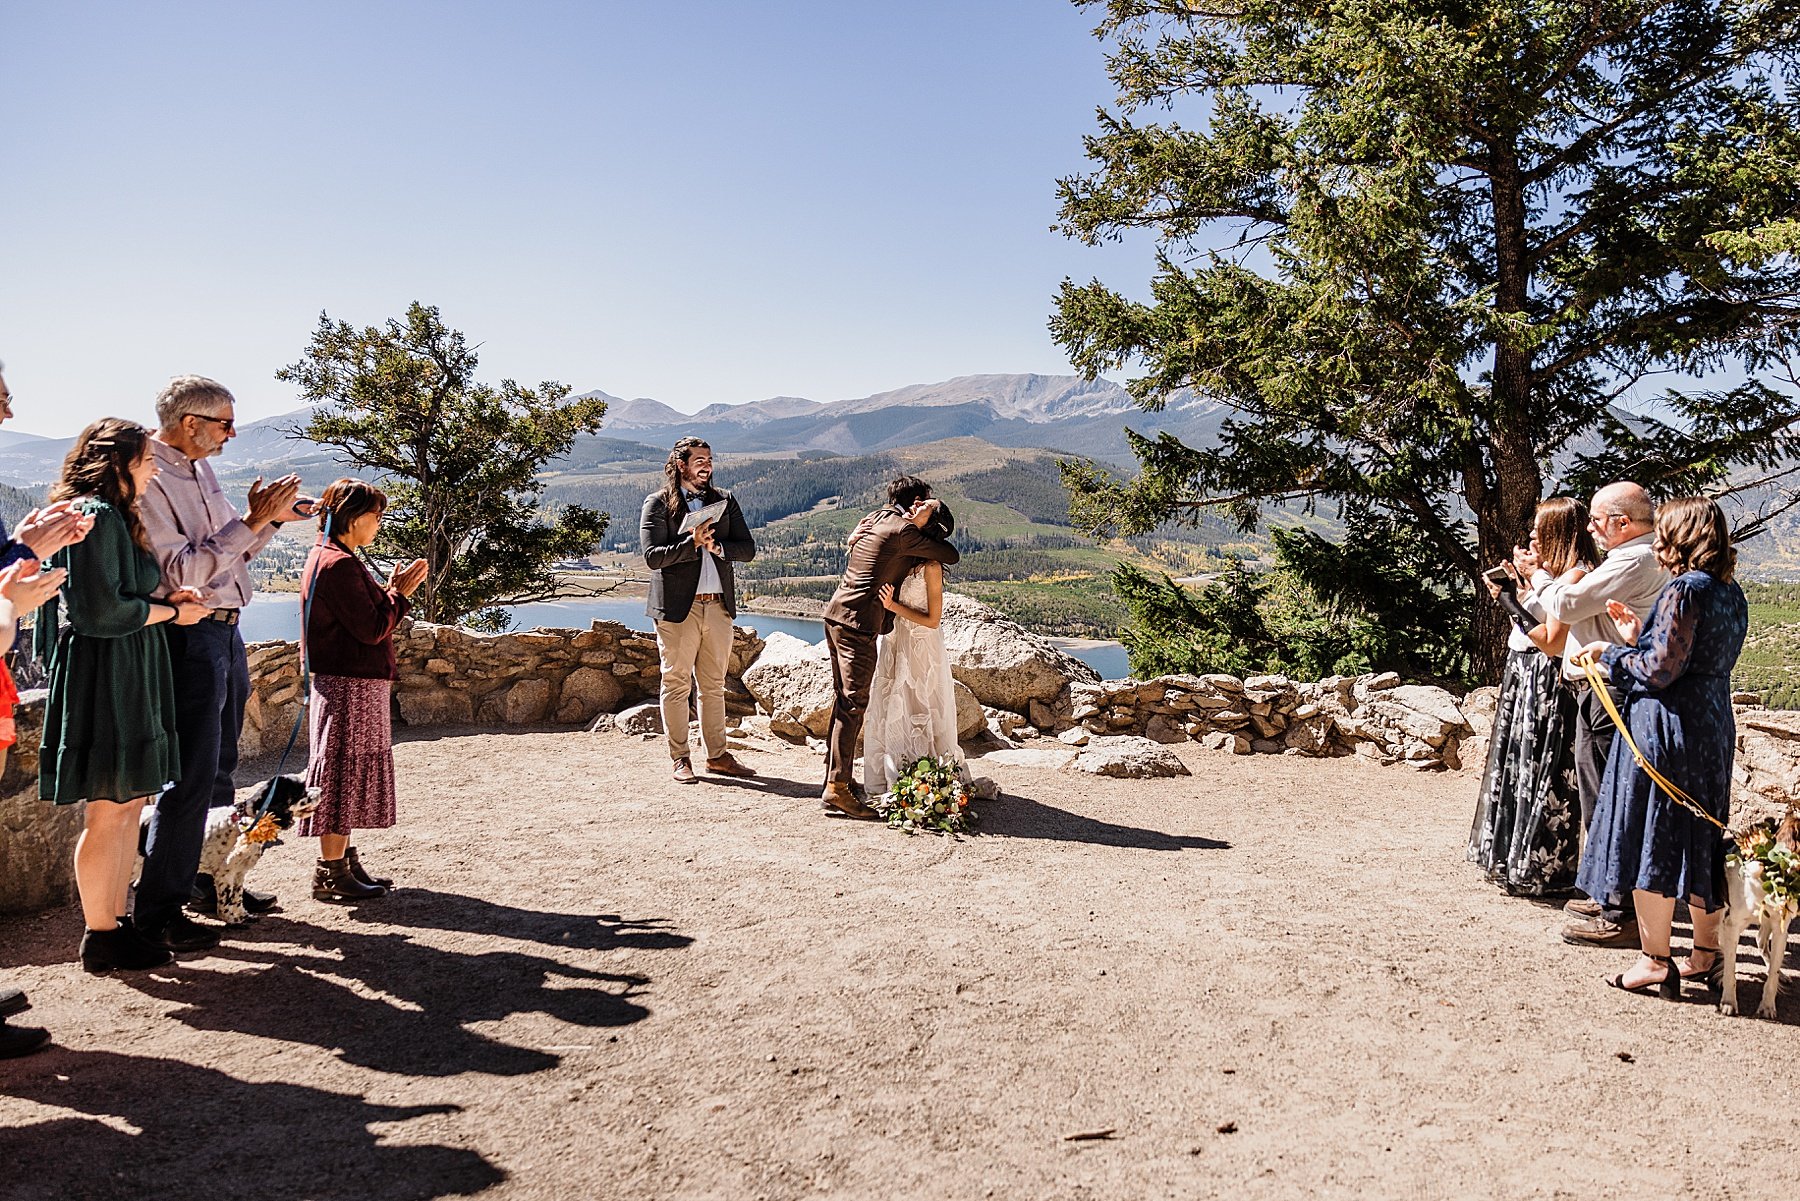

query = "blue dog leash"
255;509;329;817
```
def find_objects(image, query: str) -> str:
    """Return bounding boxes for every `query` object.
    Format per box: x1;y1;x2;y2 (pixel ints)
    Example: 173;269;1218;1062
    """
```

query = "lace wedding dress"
862;566;965;797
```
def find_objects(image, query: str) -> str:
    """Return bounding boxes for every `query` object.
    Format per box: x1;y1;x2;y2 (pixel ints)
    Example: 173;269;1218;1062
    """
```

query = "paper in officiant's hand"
678;499;729;535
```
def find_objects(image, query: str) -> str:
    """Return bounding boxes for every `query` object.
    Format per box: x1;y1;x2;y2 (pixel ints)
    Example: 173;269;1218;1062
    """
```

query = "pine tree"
1054;0;1800;677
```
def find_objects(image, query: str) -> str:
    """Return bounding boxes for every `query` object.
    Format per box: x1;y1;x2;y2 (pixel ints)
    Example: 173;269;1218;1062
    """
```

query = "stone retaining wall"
3;602;1798;914
239;620;767;758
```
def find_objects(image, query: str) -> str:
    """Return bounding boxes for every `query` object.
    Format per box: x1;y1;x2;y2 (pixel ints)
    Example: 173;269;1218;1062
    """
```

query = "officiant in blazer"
641;436;757;784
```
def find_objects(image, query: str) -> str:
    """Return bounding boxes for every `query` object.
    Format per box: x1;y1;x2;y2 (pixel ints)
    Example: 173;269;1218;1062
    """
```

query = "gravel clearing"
2;726;1796;1200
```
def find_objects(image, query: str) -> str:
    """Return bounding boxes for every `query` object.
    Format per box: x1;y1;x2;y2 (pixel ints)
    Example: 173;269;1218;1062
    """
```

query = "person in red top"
298;479;427;902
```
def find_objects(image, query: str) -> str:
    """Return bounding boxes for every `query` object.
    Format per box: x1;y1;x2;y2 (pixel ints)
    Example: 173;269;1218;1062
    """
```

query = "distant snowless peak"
577;373;1213;430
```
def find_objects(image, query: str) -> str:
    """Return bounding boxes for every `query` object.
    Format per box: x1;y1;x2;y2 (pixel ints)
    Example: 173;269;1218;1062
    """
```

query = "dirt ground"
2;726;1797;1201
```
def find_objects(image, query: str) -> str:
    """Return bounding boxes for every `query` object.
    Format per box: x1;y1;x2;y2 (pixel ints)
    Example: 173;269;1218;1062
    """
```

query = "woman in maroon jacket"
300;479;427;901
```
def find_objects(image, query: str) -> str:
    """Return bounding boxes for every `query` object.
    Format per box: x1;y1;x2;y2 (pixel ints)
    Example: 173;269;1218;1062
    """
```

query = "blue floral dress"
1573;571;1747;913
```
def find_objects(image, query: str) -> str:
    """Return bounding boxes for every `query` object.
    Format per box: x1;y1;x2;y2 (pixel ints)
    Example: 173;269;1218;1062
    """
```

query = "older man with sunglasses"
133;375;313;953
1519;480;1669;948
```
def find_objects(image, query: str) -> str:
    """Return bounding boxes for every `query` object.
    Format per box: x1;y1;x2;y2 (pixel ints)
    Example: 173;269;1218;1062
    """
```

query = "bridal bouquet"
1728;817;1800;906
877;756;975;835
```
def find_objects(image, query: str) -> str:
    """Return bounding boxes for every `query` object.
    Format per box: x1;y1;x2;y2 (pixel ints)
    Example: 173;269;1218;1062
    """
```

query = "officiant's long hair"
660;436;712;514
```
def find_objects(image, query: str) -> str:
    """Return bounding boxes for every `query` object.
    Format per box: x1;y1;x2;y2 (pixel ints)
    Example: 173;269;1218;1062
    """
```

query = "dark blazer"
823;507;960;636
641;486;755;623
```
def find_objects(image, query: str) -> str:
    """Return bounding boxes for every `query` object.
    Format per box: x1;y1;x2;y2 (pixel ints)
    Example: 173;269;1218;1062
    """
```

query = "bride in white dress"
862;500;966;799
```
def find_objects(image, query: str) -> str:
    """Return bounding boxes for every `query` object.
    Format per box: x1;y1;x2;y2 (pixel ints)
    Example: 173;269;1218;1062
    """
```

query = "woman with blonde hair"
1469;497;1598;893
37;419;208;972
1571;495;1747;998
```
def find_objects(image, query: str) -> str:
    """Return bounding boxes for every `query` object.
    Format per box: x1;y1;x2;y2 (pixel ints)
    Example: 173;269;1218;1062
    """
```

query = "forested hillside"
545;438;1258;637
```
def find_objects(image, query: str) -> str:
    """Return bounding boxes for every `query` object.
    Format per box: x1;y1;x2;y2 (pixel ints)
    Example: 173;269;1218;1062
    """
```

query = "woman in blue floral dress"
1571;497;1746;999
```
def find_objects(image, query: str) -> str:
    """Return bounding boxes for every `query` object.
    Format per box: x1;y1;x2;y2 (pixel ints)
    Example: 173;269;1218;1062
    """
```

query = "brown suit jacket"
823;507;960;636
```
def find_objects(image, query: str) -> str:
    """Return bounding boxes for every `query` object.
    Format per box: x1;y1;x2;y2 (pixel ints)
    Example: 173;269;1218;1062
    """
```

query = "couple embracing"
820;475;963;818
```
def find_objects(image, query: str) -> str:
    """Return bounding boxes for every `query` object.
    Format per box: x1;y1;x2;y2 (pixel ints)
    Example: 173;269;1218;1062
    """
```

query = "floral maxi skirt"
299;674;397;838
1467;648;1580;894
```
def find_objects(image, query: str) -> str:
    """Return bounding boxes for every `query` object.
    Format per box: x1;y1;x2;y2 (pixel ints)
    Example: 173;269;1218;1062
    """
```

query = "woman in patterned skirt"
1467;497;1597;894
299;479;427;901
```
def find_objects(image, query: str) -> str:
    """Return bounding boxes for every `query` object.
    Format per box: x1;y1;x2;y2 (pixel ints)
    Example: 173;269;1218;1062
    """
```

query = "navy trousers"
135;620;249;930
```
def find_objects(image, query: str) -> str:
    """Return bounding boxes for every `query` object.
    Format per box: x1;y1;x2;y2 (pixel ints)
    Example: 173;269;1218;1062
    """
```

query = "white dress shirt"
687;493;723;596
1531;533;1668;681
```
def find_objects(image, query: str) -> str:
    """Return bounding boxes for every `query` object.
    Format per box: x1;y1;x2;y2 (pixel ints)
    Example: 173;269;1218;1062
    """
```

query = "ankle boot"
79;926;174;974
345;847;393;890
313;857;386;902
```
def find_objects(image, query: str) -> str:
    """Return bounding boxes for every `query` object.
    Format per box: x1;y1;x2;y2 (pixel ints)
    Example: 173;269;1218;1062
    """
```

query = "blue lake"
240;594;1133;681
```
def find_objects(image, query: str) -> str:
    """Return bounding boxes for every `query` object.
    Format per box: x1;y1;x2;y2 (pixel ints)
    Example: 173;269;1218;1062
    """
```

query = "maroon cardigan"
301;539;411;681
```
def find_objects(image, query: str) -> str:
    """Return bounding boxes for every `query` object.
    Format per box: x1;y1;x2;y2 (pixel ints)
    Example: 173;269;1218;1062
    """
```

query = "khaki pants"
655;597;732;762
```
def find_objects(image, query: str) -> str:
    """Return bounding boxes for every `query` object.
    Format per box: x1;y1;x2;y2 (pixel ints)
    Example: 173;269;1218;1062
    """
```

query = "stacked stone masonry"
2;598;1797;913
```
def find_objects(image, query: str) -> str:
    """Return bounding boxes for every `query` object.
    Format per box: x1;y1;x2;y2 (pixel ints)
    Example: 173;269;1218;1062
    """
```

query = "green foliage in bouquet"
877;756;975;836
1727;818;1800;908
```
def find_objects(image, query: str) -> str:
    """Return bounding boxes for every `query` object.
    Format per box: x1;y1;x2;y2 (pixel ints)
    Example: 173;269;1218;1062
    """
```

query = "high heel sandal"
1682;945;1722;994
1607;954;1681;1000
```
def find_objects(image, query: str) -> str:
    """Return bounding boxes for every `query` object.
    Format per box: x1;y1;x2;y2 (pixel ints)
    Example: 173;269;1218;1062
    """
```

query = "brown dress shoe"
672;757;697;784
820;783;878;819
705;753;756;778
1563;897;1604;918
1561;916;1639;948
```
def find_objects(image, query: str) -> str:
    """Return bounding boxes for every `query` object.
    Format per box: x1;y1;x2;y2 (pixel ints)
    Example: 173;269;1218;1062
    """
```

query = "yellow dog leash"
1580;658;1726;831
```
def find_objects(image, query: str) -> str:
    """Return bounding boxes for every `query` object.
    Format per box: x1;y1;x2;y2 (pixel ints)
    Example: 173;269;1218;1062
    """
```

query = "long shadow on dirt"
979;792;1231;851
119;911;677;1076
0;1050;504;1200
340;889;695;953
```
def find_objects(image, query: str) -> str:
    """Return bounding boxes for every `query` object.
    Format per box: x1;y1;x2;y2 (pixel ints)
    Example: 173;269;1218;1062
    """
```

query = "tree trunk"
1470;143;1546;683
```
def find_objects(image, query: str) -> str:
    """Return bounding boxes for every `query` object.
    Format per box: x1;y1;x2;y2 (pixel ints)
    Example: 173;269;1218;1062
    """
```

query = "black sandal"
1607;954;1681;1000
1682;945;1722;993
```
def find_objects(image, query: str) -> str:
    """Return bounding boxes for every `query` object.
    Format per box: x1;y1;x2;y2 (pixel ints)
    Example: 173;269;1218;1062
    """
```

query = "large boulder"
940;593;1099;714
954;680;985;742
1733;707;1800;830
0;696;80;913
1066;735;1193;779
741;631;836;738
555;666;625;724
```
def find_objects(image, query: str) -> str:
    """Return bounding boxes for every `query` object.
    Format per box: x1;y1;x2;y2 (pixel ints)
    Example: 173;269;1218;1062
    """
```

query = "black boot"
345;847;393;890
0;1019;50;1058
79;926;174;974
313;857;386;902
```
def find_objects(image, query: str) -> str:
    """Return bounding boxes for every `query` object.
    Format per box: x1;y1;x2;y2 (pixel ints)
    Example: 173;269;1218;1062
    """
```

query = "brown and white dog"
1717;808;1800;1019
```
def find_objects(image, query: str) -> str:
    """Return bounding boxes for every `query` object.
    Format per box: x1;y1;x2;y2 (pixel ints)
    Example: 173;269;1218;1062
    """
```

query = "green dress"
36;498;181;803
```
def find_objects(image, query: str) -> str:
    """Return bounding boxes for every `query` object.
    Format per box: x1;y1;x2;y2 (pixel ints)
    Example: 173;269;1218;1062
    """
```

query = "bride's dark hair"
921;500;954;541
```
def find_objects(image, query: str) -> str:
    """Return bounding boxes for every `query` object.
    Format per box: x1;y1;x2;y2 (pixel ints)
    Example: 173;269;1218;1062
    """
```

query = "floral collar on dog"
236;811;283;846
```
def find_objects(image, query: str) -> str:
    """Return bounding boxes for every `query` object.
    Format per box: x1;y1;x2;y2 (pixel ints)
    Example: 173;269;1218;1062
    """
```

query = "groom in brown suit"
820;475;960;817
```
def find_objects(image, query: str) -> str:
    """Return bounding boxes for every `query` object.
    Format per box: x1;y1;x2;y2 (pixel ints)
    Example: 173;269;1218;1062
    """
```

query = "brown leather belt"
693;593;723;603
207;608;240;626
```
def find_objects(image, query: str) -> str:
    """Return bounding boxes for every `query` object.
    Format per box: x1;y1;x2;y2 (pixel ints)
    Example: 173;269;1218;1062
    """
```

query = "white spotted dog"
1717;808;1800;1019
136;775;319;927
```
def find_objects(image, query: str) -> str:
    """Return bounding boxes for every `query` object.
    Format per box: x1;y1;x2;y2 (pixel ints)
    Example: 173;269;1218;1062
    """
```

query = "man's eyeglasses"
185;413;235;434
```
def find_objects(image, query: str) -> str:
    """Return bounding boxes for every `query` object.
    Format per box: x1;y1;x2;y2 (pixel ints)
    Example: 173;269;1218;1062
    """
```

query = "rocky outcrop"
939;594;1098;718
741;632;836;739
0;696;79;912
1732;706;1800;830
1067;736;1192;779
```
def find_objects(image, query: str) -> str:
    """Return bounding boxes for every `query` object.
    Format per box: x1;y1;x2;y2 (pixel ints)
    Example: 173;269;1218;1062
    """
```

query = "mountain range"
571;373;1224;461
0;374;1222;488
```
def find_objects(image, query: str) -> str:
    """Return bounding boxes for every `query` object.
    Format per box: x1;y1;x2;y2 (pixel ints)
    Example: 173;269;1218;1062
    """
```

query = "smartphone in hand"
1483;565;1515;591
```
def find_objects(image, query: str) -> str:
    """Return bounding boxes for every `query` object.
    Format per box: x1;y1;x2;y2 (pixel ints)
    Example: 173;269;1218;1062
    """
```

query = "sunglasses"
185;412;236;433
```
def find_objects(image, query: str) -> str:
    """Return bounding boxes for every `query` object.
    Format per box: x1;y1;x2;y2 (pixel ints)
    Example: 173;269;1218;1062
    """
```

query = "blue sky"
1;1;1163;436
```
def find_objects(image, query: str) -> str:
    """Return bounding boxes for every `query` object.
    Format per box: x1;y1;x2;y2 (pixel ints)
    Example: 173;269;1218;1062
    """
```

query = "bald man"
1522;481;1669;947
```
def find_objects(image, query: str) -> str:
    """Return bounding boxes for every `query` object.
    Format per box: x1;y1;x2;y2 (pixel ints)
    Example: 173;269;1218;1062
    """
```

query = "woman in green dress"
37;419;208;973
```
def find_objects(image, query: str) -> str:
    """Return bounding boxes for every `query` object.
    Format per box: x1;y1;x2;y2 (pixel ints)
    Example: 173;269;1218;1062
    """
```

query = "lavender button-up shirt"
139;437;277;607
